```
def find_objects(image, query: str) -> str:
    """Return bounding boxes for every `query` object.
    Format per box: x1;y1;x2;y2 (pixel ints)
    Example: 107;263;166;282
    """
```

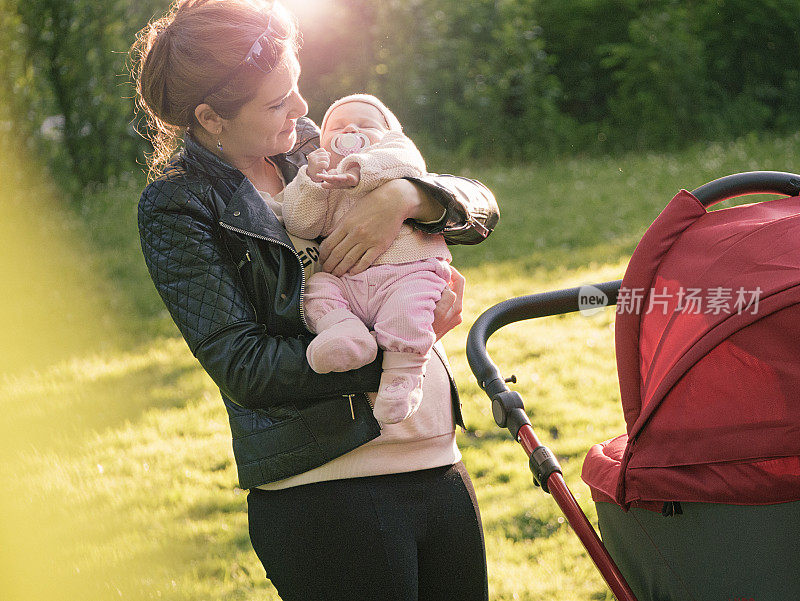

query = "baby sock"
373;350;428;424
306;308;378;373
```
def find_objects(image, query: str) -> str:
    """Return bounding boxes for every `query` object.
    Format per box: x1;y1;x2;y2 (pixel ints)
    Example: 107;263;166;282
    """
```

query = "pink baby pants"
304;258;451;355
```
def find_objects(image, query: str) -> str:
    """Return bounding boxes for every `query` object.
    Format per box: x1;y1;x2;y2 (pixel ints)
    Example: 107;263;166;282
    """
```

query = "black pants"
247;462;488;601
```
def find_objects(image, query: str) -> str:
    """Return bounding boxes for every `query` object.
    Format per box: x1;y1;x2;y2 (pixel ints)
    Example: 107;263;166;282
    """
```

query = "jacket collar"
220;179;293;245
181;119;320;245
182;131;242;181
181;133;289;244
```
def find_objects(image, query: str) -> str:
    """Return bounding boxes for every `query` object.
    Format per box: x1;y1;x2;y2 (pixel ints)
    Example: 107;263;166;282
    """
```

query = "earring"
217;139;223;152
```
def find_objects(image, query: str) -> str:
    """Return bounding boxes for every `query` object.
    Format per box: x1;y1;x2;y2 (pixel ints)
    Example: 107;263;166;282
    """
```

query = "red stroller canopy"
583;190;800;507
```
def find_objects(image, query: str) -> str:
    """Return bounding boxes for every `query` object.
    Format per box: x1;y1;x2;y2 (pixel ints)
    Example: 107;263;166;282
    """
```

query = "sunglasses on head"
203;11;291;100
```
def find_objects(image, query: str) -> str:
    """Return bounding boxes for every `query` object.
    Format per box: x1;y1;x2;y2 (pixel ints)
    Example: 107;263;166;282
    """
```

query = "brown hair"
130;0;299;179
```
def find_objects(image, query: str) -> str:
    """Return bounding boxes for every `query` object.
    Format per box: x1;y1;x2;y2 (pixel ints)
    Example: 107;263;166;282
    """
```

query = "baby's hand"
320;164;361;189
307;148;331;183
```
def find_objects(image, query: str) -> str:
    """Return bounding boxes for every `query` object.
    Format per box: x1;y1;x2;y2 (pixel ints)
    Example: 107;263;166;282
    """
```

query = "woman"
131;1;499;599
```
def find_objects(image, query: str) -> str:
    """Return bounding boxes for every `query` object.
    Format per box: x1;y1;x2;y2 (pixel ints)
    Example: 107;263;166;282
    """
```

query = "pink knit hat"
320;94;403;134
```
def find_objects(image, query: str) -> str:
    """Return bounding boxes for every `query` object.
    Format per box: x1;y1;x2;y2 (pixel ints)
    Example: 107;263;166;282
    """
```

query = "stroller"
466;172;800;601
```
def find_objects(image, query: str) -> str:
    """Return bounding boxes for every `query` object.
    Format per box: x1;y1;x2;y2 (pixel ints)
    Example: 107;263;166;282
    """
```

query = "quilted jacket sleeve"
138;177;381;410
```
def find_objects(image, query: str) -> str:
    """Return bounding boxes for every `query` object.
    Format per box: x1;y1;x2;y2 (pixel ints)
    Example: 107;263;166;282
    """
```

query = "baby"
282;94;452;424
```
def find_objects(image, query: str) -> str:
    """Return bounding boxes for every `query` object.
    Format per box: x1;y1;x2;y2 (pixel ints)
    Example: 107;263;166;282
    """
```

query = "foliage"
536;0;800;151
533;0;642;148
602;5;713;149
5;0;800;191
367;0;568;160
294;0;380;121
0;0;48;158
295;0;800;160
1;0;163;192
695;0;800;133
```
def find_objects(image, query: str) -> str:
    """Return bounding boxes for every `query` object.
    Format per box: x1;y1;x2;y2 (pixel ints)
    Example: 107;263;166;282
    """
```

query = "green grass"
4;132;800;600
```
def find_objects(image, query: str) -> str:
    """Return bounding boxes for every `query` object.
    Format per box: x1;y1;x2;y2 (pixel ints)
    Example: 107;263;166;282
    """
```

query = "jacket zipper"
219;222;310;330
237;250;251;270
344;393;374;421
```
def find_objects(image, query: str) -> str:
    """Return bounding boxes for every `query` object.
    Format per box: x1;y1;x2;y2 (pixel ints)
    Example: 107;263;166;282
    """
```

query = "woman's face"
220;53;308;160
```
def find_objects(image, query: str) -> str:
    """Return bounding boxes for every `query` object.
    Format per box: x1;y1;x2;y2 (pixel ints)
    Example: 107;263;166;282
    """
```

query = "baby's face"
320;102;390;155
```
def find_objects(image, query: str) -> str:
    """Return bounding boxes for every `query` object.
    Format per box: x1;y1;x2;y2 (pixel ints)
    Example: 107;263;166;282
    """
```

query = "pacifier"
331;132;371;156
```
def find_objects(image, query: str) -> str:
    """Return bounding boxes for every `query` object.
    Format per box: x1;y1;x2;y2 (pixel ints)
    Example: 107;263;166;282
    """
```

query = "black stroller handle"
467;171;800;400
464;170;800;601
467;280;622;402
692;170;800;206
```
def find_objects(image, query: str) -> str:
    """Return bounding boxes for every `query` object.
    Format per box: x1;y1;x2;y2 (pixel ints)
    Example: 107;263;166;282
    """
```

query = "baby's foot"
373;371;424;424
306;310;377;373
372;351;428;424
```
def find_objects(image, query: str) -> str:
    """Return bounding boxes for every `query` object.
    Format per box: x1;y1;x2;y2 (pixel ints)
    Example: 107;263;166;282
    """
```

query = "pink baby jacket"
281;132;452;265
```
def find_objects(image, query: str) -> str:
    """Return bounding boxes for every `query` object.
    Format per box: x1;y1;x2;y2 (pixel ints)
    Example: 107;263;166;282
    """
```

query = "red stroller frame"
465;171;800;601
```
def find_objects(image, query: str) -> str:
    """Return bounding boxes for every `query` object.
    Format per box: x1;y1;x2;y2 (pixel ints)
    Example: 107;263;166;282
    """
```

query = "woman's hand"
319;178;444;276
432;266;465;342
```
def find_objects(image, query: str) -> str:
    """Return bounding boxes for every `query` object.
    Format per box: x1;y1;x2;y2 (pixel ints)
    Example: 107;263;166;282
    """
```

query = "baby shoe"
306;308;378;373
373;351;429;424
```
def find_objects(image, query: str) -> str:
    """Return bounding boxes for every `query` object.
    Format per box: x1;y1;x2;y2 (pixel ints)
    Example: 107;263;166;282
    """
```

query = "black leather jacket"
138;117;499;488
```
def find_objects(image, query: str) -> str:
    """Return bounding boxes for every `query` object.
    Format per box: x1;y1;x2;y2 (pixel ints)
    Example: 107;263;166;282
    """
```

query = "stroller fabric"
582;189;800;507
